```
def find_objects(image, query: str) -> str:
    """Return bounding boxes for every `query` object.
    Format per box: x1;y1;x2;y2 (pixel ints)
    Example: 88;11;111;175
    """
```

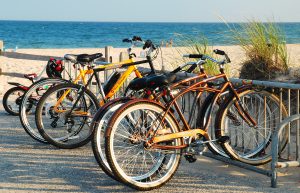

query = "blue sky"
0;0;299;22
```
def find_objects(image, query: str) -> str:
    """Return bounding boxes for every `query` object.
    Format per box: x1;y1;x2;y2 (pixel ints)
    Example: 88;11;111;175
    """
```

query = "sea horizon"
1;20;300;49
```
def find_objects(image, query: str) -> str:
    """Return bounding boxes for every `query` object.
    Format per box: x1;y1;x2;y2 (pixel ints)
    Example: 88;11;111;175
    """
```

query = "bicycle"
103;50;286;190
34;37;160;149
3;58;64;115
91;58;206;180
19;52;103;143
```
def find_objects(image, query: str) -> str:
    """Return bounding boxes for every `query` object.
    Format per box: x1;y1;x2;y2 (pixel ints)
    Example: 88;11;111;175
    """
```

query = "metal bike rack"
63;56;299;188
271;114;300;187
203;78;300;188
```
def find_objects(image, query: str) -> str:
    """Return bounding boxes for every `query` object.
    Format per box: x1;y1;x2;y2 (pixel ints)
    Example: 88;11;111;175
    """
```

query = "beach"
1;44;300;94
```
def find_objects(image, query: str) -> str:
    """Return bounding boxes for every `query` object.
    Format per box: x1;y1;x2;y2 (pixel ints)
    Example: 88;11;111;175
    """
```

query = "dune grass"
227;20;289;80
169;34;220;75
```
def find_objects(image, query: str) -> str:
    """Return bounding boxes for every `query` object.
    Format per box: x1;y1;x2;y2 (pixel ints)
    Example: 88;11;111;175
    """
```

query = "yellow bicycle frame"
54;58;143;113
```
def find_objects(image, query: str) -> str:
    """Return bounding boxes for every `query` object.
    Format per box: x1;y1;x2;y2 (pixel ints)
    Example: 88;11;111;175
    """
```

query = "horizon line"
0;19;300;23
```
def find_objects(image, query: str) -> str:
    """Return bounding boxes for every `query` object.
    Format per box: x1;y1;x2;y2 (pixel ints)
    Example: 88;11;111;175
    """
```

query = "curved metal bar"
271;114;300;188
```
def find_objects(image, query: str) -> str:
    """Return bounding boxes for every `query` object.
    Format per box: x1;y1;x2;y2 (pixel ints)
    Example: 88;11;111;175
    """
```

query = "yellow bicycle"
35;37;159;148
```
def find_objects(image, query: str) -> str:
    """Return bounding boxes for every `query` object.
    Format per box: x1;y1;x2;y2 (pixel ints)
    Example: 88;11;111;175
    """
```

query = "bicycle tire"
105;99;182;191
91;97;131;180
215;90;288;165
35;83;100;149
19;78;68;143
3;87;27;116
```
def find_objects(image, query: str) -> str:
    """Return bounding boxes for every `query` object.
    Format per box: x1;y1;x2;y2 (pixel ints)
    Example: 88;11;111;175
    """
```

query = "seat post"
147;56;155;74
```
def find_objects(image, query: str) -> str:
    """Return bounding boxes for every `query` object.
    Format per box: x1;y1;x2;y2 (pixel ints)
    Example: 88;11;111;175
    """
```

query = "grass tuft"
170;33;221;75
227;20;289;80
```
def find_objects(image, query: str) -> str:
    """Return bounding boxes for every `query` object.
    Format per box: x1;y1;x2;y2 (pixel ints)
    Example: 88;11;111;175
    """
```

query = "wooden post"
104;46;113;82
119;51;129;62
0;40;3;74
0;40;3;52
105;46;113;62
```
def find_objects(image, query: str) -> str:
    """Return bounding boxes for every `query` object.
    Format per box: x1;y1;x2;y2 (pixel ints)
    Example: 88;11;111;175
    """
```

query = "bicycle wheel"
105;100;182;191
91;97;131;180
19;78;68;143
215;90;288;165
35;83;100;149
3;87;27;116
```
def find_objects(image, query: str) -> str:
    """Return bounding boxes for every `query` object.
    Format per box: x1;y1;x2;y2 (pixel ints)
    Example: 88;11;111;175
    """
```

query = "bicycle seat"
24;73;37;80
147;74;177;89
127;77;149;91
64;54;77;63
77;53;103;63
128;74;177;91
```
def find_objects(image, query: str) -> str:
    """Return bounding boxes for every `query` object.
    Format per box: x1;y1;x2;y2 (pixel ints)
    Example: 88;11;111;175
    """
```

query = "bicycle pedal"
184;155;197;163
68;135;80;140
217;136;230;144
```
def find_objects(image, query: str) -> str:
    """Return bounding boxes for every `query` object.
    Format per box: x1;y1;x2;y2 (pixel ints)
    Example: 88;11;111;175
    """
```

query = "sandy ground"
1;44;300;94
0;102;299;193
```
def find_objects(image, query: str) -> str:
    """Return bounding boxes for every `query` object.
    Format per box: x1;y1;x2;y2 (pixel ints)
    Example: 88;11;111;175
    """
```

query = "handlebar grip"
143;40;156;50
213;49;231;63
171;66;182;73
132;36;142;41
122;38;132;43
95;53;103;58
183;54;203;59
213;49;225;55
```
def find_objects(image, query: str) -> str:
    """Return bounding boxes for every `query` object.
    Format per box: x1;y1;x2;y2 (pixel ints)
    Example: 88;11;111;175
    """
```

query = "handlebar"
132;36;142;42
183;49;231;65
123;36;156;50
213;49;231;63
143;40;156;50
122;36;143;43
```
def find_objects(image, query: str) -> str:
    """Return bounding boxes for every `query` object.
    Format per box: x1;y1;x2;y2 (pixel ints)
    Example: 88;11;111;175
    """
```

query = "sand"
1;44;300;94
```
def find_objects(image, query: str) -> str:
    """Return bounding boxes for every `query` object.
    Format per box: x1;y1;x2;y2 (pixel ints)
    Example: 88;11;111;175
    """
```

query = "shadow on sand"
2;72;25;78
1;52;56;61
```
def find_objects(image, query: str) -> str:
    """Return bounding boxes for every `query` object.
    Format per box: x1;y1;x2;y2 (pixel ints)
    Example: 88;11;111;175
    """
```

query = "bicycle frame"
146;67;256;150
53;56;154;113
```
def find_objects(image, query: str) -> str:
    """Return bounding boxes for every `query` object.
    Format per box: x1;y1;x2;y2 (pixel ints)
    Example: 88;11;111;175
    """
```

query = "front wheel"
19;78;69;143
105;100;182;191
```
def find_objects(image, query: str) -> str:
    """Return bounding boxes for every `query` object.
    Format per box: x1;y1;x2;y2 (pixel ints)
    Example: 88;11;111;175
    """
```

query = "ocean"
0;20;300;49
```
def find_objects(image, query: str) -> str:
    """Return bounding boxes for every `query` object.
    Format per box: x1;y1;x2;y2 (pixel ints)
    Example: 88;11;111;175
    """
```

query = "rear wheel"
91;98;131;180
215;90;288;165
3;87;27;116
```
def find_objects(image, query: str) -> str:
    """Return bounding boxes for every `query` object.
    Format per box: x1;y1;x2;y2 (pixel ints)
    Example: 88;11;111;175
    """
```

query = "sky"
0;0;299;22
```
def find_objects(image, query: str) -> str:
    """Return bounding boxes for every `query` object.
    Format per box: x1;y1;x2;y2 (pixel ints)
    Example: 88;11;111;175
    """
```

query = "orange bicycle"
104;50;286;190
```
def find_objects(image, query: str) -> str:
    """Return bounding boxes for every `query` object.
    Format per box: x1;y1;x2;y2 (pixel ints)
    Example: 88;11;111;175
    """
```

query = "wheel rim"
39;86;98;145
221;91;282;159
20;79;67;142
108;103;181;187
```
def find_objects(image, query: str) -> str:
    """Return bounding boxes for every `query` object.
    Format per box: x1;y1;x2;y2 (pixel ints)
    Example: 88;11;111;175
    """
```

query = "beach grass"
226;20;289;80
169;33;220;75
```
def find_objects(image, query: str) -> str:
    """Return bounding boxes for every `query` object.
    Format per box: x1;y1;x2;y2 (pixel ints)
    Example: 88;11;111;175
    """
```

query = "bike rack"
271;114;300;187
63;60;300;188
203;114;300;188
203;78;300;188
